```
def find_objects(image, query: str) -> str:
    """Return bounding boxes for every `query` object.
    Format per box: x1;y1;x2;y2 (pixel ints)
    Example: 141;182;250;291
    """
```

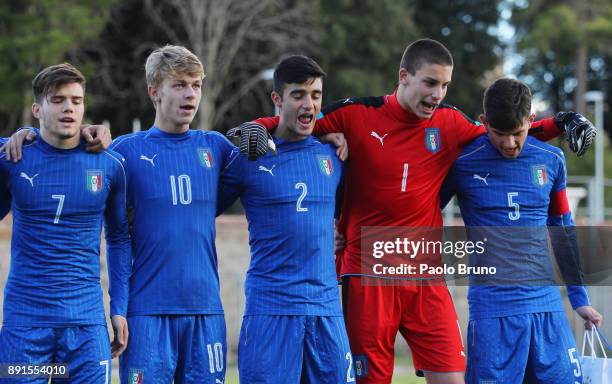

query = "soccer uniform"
218;136;354;383
442;135;588;384
0;138;130;384
256;92;563;382
110;127;234;384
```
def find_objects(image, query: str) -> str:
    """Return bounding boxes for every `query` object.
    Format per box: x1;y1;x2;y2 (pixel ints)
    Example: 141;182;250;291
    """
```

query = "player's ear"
479;114;487;127
527;113;536;126
398;68;410;86
271;91;282;109
148;85;159;106
31;103;41;119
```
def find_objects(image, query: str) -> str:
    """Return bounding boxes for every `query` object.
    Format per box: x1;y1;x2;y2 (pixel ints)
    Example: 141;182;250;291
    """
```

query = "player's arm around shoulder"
102;147;131;358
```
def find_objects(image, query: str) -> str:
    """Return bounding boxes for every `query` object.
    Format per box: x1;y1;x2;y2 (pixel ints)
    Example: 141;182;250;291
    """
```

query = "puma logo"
258;165;276;176
370;131;388;146
473;173;490;185
139;154;158;167
20;172;39;187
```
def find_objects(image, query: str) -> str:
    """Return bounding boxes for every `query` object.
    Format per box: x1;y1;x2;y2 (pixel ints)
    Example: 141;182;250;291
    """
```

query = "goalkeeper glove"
554;112;596;157
226;122;276;160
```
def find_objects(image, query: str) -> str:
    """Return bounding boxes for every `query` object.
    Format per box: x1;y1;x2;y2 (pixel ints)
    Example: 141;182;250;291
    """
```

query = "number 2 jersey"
110;126;234;316
0;138;130;327
442;135;589;319
218;136;343;316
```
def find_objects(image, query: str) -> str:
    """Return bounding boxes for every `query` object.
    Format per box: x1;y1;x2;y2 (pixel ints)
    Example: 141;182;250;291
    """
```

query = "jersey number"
207;342;224;373
346;352;356;382
51;194;65;224
99;360;109;384
170;175;192;205
295;182;308;212
567;347;581;379
507;192;520;220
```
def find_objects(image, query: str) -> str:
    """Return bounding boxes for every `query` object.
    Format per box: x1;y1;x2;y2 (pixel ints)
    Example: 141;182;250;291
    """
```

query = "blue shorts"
238;315;354;383
119;315;226;384
0;325;111;384
466;312;582;384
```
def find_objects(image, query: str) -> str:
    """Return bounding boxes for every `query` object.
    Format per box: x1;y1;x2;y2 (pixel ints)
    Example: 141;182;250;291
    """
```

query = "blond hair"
145;45;204;87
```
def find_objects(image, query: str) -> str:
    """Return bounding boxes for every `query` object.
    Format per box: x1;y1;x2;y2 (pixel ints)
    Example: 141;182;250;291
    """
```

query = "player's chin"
56;128;80;140
297;122;314;135
501;149;520;159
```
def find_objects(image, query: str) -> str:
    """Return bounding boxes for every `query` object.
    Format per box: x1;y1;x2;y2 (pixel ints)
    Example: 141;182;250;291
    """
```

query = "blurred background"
0;0;611;382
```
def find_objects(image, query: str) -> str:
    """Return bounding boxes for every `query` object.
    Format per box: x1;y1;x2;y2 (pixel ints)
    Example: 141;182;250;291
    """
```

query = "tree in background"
312;0;418;104
0;0;116;134
413;0;503;119
0;0;507;136
512;0;611;123
79;0;317;133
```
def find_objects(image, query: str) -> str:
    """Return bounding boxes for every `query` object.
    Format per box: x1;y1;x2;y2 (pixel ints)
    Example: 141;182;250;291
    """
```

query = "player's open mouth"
180;105;196;111
59;117;75;123
298;114;313;127
421;101;438;114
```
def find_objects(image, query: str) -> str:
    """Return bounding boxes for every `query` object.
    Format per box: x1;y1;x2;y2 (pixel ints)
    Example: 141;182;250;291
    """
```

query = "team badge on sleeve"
317;156;333;176
198;148;214;168
425;128;441;153
86;170;103;193
128;369;143;384
532;165;548;186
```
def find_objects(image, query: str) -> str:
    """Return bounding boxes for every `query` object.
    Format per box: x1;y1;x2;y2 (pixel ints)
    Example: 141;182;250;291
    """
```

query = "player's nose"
302;96;314;111
432;86;443;101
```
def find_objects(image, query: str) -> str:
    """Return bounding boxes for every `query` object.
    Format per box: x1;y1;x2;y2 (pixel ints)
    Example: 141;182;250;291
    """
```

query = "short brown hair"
145;45;204;87
273;55;326;93
32;63;86;103
400;38;453;74
483;78;532;132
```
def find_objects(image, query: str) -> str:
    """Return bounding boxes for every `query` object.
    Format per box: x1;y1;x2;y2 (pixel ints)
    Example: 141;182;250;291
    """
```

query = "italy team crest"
198;148;214;168
86;170;103;193
425;128;441;153
318;156;333;176
128;369;143;384
532;165;548;186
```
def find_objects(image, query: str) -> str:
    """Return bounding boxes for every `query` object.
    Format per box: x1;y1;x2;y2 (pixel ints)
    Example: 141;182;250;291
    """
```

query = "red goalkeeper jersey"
256;92;561;276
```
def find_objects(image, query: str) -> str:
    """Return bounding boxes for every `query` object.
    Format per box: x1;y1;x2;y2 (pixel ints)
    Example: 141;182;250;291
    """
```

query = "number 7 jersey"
0;139;129;326
111;126;234;315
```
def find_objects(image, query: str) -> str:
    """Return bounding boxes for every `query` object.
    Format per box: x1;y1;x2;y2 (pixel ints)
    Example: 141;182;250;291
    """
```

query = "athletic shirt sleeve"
546;151;590;309
439;164;458;210
217;147;244;215
103;152;132;317
451;108;486;149
530;117;564;142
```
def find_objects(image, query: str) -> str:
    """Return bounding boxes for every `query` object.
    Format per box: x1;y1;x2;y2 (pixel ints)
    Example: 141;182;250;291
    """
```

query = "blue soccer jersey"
0;138;130;327
110;126;234;315
442;135;589;319
218;136;343;316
